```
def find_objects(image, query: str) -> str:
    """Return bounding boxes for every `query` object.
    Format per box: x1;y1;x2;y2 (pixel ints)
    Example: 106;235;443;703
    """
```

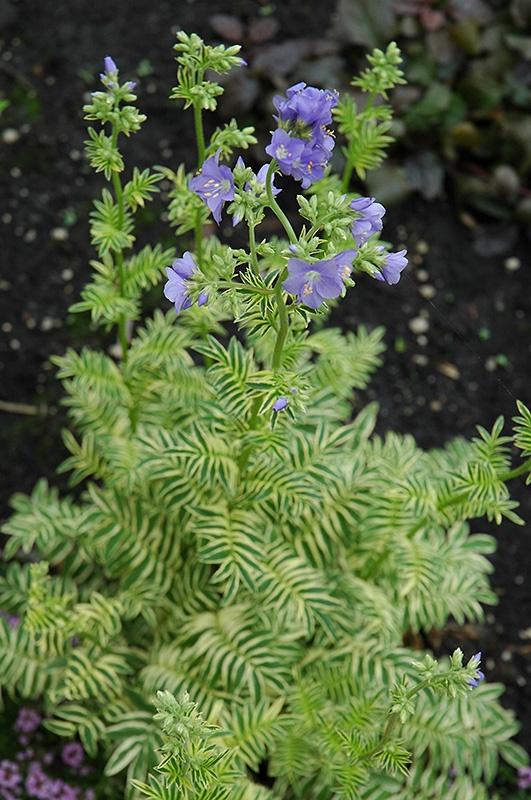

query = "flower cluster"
15;708;41;735
163;252;207;314
0;706;96;800
265;82;338;187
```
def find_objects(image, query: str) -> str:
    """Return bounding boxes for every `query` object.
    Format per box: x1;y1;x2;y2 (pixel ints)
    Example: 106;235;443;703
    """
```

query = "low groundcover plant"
1;32;531;800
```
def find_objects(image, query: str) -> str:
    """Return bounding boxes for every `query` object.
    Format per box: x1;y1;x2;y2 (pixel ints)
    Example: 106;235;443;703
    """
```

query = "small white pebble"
69;149;81;161
1;213;12;224
504;256;521;272
40;316;54;331
419;284;436;299
108;342;122;358
9;338;21;350
1;322;13;333
485;357;497;372
2;128;20;144
430;399;443;412
416;239;429;255
501;650;512;662
26;317;36;329
520;628;531;640
51;227;68;242
10;166;21;178
0;280;10;290
412;354;428;366
23;229;37;243
61;268;74;281
486;658;496;671
409;316;430;335
517;675;527;687
417;335;428;346
515;574;524;585
19;187;29;198
416;269;429;282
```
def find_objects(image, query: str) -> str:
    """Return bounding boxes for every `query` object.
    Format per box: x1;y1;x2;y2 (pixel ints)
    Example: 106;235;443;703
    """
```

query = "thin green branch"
248;224;259;275
265;160;297;244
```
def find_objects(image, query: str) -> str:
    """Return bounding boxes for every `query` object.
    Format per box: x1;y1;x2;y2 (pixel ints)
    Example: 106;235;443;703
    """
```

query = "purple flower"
0;761;21;790
467;652;485;688
163;252;207;315
273;82;338;130
375;248;408;285
61;742;84;769
265;130;305;176
99;56;119;88
25;762;49;800
189;151;235;224
48;779;78;800
0;610;19;629
265;130;331;189
283;250;356;310
103;56;117;74
15;707;41;735
267;82;338;187
350;196;386;246
518;767;531;790
273;397;289;412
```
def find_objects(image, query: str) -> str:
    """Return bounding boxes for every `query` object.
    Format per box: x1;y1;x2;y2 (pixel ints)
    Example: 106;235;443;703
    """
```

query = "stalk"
111;128;128;363
192;100;206;266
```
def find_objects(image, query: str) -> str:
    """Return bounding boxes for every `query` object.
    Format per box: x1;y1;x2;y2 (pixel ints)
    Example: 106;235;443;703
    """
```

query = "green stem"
265;161;297;244
272;272;289;371
111;151;128;364
341;158;354;193
248;224;259;274
217;280;273;296
193;102;206;166
192;101;206;267
500;457;531;482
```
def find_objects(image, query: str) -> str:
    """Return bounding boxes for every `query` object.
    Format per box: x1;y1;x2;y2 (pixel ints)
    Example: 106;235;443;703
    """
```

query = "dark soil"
1;0;530;758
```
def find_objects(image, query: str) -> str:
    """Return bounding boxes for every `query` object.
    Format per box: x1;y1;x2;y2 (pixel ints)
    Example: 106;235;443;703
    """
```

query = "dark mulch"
1;0;530;754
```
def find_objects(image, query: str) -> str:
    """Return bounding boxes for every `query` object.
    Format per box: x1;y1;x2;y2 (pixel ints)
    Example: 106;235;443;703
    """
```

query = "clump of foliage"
1;32;531;800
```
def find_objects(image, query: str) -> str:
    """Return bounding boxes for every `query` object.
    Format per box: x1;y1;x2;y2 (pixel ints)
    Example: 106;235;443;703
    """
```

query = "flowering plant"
1;32;531;800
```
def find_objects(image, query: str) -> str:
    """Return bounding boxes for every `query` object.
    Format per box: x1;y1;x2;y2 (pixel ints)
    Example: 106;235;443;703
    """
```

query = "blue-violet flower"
163;252;207;314
283;250;356;310
272;397;289;412
375;248;408;285
189;151;235;224
350;196;386;246
467;652;485;688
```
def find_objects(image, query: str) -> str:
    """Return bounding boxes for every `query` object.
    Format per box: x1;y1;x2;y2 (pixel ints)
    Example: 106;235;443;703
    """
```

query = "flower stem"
111;134;128;364
272;270;289;371
248;223;259;274
265;161;297;244
193;102;206;166
341;158;354;193
192;101;206;266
